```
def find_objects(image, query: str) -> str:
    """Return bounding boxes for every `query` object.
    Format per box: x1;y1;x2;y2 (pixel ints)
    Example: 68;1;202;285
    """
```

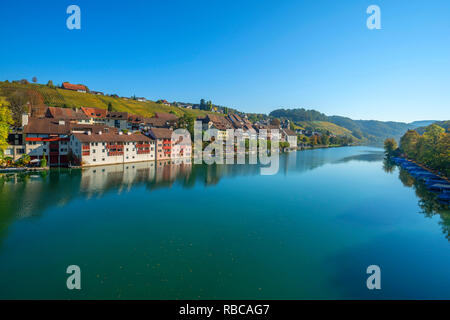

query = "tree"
270;118;281;126
398;124;449;177
40;155;47;167
384;138;398;157
177;114;195;137
204;100;213;111
421;124;445;168
321;134;330;146
0;104;13;156
400;130;420;158
47;80;55;88
200;99;206;110
7;90;28;125
107;102;113;112
32;77;38;83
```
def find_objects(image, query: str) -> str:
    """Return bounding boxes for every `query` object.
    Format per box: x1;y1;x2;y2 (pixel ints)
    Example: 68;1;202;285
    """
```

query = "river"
0;146;449;299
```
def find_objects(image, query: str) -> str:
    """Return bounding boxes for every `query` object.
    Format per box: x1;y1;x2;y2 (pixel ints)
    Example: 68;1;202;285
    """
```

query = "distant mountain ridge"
409;120;439;127
414;120;450;134
269;108;440;145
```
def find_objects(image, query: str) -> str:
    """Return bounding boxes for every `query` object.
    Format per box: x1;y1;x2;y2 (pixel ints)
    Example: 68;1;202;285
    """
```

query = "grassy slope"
0;82;213;118
296;121;360;141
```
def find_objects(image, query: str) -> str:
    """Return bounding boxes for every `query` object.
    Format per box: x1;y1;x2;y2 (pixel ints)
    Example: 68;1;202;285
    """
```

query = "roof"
24;118;114;135
46;107;89;120
283;129;297;136
24;118;71;135
206;114;233;130
62;82;87;91
81;107;107;118
149;128;174;139
73;132;151;143
106;112;128;120
146;118;169;128
128;114;148;124
154;112;178;121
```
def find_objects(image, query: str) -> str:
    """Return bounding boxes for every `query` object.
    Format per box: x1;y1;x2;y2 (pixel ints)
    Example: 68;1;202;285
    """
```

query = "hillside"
295;121;360;141
328;116;414;145
269;108;416;145
0;81;213;118
409;120;438;127
415;121;450;134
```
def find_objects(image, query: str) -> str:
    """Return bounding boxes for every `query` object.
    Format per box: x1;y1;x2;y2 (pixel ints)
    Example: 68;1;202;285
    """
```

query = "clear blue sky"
0;0;449;122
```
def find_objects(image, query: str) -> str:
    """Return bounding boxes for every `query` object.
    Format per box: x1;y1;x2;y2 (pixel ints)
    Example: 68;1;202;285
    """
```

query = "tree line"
384;124;450;177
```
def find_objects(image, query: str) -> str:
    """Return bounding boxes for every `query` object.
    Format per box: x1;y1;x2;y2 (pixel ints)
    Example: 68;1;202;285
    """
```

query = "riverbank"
0;167;49;174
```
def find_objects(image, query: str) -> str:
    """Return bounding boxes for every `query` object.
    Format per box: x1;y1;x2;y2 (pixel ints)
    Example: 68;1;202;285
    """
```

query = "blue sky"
0;0;449;122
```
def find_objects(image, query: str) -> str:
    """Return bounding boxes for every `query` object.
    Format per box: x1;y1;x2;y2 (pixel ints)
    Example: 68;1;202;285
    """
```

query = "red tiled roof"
24;118;114;135
146;118;169;128
154;112;178;121
81;107;107;118
62;82;87;91
46;107;89;120
206;114;233;130
73;132;151;143
149;128;174;139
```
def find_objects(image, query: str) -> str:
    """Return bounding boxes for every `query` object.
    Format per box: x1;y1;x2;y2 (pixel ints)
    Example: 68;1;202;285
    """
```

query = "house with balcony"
70;131;154;166
148;128;174;161
22;115;115;166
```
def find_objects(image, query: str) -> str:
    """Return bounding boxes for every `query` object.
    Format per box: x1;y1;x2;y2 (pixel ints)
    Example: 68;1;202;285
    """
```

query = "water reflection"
1;148;448;243
385;159;450;241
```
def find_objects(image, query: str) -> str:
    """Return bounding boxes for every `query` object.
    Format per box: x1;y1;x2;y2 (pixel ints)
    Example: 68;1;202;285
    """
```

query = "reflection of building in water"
154;159;192;186
80;161;156;194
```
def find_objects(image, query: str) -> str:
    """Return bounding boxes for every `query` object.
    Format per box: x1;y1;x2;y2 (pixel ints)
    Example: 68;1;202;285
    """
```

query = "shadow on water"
383;158;450;241
325;158;450;300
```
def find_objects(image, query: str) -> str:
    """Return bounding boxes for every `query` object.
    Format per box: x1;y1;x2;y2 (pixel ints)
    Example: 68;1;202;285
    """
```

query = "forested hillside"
270;108;417;145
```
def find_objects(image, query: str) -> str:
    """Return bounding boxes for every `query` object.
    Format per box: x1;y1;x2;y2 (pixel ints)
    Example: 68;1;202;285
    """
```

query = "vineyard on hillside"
0;81;212;118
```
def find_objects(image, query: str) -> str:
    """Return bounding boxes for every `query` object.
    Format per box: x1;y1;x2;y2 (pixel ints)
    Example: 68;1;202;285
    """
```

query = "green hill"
415;121;450;134
269;108;416;145
296;121;360;141
0;81;212;118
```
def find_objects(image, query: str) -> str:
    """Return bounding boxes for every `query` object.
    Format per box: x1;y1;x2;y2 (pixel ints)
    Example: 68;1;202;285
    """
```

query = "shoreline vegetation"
384;123;449;179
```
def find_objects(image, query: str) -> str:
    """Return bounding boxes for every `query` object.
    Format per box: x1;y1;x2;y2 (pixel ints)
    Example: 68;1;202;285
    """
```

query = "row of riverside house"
6;106;191;167
6;105;298;167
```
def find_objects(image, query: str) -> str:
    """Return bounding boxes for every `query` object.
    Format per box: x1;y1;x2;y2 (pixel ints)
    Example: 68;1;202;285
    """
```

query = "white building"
70;131;155;166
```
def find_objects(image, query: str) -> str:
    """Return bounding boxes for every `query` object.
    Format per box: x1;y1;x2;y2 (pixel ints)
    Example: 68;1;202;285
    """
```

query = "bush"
40;156;47;167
